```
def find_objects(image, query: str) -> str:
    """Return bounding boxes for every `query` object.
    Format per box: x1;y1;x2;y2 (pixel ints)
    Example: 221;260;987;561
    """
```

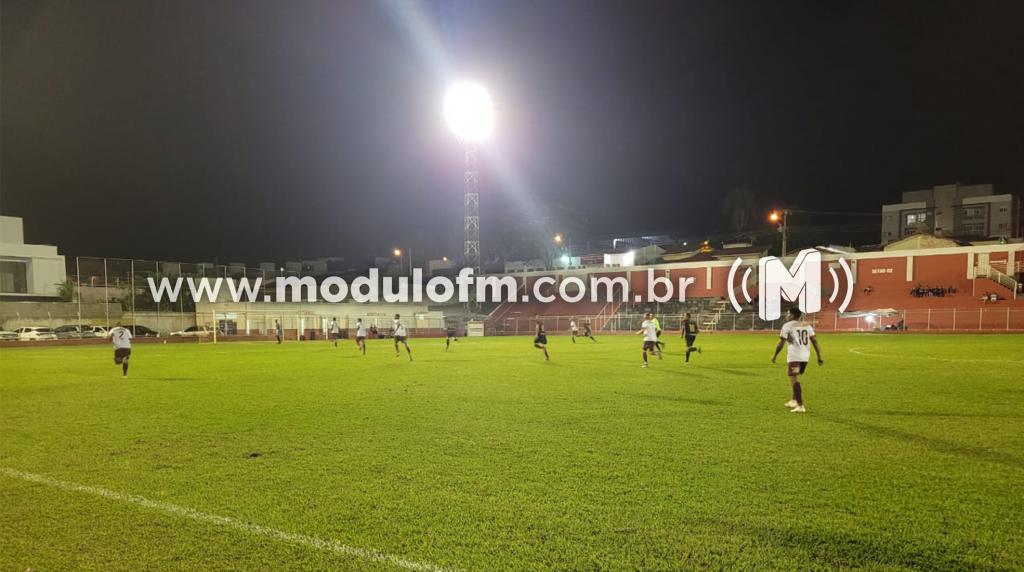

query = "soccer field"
1;333;1022;571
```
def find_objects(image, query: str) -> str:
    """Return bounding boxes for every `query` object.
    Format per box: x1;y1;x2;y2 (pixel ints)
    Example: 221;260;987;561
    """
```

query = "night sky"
2;0;1022;264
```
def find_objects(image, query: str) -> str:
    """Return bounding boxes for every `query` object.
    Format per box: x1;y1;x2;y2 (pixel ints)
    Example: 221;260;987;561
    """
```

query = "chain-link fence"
487;308;1024;335
58;256;309;335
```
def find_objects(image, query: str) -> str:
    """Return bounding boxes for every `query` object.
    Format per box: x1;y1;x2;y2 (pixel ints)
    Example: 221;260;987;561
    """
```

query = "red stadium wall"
487;245;1024;334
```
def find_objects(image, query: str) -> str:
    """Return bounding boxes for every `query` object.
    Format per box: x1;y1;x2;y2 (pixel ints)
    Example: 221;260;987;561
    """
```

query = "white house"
0;215;67;298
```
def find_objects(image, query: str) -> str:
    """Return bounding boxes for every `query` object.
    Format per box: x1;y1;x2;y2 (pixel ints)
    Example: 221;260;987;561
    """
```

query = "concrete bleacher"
485;281;620;334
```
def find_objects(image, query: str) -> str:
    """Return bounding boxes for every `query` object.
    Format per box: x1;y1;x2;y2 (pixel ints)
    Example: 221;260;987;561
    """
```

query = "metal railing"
975;265;1019;300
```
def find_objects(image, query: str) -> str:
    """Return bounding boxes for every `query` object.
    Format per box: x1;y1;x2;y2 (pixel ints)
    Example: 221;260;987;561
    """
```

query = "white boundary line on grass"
0;467;461;572
847;347;1024;366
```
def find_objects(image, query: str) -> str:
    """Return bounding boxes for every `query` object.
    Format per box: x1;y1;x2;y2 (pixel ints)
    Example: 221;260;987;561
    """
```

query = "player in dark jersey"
681;312;701;362
582;319;597;342
445;324;457;350
533;320;549;361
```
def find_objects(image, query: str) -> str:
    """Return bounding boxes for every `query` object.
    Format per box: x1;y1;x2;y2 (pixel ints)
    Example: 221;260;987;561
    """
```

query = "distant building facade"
0;215;67;299
881;183;1020;243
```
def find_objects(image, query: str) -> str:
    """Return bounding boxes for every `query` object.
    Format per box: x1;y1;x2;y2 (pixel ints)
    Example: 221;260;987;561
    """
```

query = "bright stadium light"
444;81;494;143
393;248;402;257
553;233;563;245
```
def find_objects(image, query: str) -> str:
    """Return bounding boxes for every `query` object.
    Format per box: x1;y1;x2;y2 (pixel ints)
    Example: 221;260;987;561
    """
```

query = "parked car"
0;330;18;341
169;325;213;337
91;326;110;337
124;324;159;337
14;326;58;341
54;324;99;339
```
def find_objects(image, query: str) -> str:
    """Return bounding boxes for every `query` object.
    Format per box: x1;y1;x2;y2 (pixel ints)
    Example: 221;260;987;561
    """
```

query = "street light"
553;233;563;245
769;209;790;256
393;248;408;275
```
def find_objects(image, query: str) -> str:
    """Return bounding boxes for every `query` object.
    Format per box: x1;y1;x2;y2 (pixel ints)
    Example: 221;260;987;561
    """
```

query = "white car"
14;326;58;341
91;326;110;337
0;330;18;341
169;325;214;337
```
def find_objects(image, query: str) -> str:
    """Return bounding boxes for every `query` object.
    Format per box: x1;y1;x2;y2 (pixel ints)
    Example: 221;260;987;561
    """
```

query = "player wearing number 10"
772;307;823;413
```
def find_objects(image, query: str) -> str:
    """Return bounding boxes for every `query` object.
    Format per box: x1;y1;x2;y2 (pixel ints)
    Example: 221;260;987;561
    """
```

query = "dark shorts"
685;334;697;346
394;335;407;343
534;335;547;345
788;361;808;375
643;340;657;351
356;335;366;342
331;332;339;339
114;348;131;363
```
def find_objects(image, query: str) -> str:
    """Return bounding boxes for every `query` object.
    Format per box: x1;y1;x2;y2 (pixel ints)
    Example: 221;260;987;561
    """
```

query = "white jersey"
570;321;578;332
641;319;658;342
110;326;133;349
356;322;367;337
393;319;407;337
780;320;815;363
330;320;339;334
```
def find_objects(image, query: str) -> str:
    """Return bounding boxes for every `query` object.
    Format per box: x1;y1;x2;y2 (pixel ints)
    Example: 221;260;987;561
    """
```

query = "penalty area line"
0;467;461;572
847;347;1024;366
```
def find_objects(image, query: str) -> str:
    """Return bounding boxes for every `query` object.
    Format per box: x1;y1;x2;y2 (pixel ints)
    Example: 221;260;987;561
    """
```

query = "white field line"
0;467;461;572
847;347;1024;366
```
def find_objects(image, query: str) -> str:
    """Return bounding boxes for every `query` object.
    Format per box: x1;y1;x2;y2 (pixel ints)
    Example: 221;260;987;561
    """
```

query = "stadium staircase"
974;264;1018;300
484;281;622;334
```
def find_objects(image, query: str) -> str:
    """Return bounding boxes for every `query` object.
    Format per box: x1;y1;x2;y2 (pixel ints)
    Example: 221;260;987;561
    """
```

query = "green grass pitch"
2;333;1022;571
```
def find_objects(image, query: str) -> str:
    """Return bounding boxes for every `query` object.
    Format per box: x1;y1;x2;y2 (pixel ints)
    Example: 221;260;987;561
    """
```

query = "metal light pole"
463;145;480;275
75;257;82;331
444;81;494;278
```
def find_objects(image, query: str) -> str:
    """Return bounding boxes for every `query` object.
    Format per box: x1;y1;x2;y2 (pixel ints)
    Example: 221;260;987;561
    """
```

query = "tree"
55;279;75;302
722;187;758;235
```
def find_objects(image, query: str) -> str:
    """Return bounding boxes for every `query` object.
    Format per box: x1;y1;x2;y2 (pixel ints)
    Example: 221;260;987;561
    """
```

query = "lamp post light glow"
553;233;564;245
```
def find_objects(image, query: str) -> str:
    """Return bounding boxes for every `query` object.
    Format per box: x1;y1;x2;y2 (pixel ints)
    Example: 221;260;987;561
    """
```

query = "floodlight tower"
444;81;494;276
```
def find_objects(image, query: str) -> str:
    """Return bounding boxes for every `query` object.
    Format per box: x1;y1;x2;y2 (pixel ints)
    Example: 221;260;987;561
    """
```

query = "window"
961;206;986;220
906;212;927;225
959;222;986;235
0;260;28;293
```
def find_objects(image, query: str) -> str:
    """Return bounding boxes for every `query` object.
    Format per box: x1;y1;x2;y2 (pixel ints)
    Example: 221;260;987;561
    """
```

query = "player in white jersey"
772;307;823;413
329;317;340;347
354;318;367;355
393;314;412;361
109;322;133;377
569;319;579;343
637;312;661;368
